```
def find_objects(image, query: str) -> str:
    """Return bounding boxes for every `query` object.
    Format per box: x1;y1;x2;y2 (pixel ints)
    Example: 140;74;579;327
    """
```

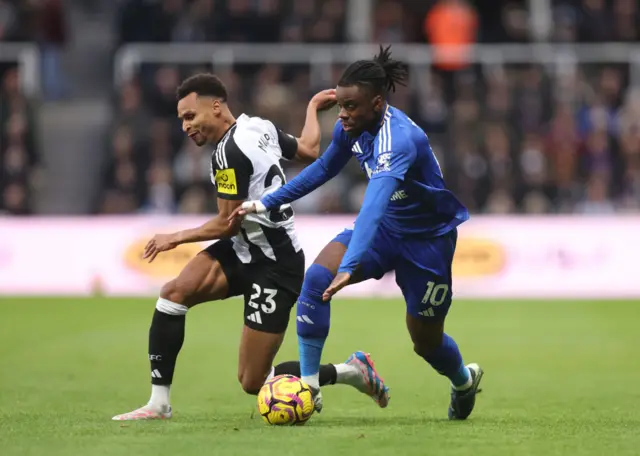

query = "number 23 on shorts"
249;283;278;314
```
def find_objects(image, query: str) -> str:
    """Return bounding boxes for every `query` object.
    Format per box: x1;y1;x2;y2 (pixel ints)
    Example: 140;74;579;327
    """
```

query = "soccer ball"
257;375;314;425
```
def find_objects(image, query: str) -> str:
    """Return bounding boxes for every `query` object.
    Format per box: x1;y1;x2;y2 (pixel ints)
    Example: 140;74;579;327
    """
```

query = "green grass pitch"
1;297;639;456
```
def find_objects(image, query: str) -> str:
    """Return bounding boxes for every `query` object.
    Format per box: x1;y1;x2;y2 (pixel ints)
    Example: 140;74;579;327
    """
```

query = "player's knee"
302;263;334;294
411;328;445;358
160;279;195;307
413;334;443;358
237;371;264;395
296;264;333;339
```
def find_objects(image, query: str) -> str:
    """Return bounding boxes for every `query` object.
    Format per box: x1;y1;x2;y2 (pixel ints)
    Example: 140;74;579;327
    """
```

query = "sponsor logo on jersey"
452;238;505;277
215;168;238;195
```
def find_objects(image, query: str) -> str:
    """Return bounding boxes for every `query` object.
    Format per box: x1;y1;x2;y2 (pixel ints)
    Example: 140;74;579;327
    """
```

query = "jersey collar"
214;121;237;146
359;103;390;143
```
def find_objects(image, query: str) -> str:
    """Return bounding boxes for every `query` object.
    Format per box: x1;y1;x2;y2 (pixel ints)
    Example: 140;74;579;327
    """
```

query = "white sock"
302;374;320;391
149;384;171;408
333;363;361;387
265;367;275;382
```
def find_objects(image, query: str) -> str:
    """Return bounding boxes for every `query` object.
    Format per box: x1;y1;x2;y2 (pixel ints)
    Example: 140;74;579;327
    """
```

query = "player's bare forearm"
175;215;240;244
296;105;322;162
176;198;243;244
295;89;336;162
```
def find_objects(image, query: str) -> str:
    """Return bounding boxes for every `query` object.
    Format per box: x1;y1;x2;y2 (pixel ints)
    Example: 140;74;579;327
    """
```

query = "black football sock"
274;361;337;386
149;309;186;385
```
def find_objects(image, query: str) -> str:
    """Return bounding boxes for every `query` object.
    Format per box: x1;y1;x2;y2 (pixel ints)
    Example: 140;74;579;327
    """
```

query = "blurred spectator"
0;67;39;215
0;0;23;41
423;0;478;72
34;0;69;100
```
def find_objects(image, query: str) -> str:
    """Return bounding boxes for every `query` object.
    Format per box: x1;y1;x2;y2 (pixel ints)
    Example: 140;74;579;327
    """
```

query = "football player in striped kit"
112;74;389;421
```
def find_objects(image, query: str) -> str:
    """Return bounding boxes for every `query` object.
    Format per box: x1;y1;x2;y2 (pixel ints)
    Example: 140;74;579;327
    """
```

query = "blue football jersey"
334;105;469;237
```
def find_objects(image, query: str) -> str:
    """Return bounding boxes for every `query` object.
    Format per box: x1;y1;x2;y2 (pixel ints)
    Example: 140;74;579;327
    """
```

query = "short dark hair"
338;45;408;96
176;73;228;102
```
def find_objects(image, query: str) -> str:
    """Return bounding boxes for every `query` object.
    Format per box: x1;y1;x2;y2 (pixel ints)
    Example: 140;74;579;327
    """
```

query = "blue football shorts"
333;227;457;320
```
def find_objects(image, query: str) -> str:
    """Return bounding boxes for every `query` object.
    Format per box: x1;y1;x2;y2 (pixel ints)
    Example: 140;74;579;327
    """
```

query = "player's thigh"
400;265;450;353
326;228;390;283
238;255;305;393
396;232;456;352
160;240;241;308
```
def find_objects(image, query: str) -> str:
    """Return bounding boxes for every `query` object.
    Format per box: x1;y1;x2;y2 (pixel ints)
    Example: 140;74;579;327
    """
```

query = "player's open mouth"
188;132;199;140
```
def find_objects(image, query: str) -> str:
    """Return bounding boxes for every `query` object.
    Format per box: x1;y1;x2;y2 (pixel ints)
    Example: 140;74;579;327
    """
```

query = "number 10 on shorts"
421;281;448;307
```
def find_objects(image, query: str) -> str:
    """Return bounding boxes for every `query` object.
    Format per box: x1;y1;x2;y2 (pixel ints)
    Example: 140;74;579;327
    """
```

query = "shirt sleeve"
275;128;299;161
213;136;254;200
370;137;416;182
261;121;351;210
338;176;399;274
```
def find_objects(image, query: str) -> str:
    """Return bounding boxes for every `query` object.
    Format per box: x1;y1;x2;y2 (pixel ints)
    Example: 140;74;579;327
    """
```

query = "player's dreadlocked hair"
338;45;408;96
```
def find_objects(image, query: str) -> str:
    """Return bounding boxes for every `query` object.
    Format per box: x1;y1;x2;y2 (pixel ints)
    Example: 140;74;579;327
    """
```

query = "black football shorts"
202;240;304;334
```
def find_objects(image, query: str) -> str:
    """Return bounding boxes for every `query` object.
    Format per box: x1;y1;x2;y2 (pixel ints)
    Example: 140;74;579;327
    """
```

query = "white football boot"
112;403;172;421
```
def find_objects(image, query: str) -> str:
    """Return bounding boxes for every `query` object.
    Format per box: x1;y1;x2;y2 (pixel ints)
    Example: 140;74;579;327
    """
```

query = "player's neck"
211;114;236;144
366;103;389;135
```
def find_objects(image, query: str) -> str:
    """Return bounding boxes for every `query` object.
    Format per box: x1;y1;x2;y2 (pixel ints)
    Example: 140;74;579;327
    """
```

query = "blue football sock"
423;333;471;389
296;264;334;388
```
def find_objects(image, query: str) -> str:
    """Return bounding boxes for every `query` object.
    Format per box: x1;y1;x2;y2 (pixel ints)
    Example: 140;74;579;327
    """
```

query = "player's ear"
372;94;384;112
212;99;221;114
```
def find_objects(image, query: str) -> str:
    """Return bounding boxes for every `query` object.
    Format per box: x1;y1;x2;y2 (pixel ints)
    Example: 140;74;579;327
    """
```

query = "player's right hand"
143;233;180;263
309;89;337;111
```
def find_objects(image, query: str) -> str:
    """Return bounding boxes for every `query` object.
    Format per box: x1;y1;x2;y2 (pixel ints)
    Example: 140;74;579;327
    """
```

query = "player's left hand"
310;89;337;112
143;233;180;263
323;272;351;301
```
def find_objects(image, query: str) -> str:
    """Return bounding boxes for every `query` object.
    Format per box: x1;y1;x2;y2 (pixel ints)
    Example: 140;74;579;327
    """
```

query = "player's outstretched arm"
143;200;242;262
322;176;399;300
177;199;242;243
229;127;351;220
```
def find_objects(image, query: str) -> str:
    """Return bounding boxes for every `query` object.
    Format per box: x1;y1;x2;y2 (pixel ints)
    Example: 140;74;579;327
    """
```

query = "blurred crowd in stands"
0;67;39;215
102;0;640;216
0;0;66;214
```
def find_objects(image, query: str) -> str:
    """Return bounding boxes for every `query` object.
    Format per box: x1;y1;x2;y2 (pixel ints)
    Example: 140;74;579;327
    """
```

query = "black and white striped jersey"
210;114;301;264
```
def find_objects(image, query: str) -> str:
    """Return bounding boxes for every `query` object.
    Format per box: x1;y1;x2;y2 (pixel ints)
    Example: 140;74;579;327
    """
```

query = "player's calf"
112;296;187;421
408;316;471;389
406;313;482;419
112;253;227;421
295;263;335;390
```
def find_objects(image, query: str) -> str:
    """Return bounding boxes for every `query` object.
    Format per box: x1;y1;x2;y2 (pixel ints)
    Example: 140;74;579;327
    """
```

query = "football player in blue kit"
231;46;483;420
